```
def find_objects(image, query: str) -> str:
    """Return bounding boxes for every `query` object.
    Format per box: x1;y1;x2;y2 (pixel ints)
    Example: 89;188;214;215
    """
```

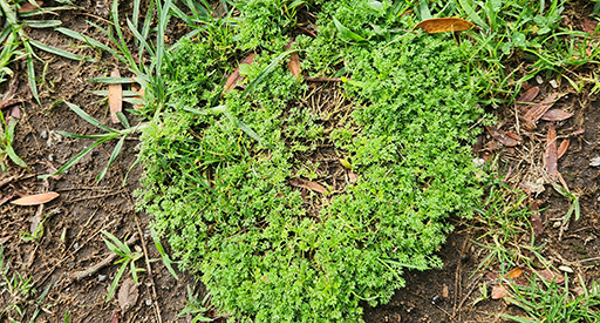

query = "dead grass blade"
557;139;570;159
289;178;327;194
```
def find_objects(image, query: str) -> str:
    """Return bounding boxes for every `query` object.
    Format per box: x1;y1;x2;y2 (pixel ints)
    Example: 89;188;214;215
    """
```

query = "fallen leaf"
557;139;569;159
486;126;520;147
348;170;359;183
132;85;144;110
111;310;121;323
441;284;449;299
289;178;328;194
507;268;523;279
18;1;43;13
515;86;540;112
118;277;139;313
536;269;565;284
491;284;511;299
11;192;59;206
582;17;599;34
108;68;123;124
9;105;21;119
545;123;559;180
284;39;301;77
530;202;543;237
541;109;573;122
522;93;559;128
505;132;523;142
0;99;23;110
224;53;256;93
415;17;475;34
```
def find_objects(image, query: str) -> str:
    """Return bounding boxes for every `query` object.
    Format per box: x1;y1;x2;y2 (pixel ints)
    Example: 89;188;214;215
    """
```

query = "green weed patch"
137;1;483;321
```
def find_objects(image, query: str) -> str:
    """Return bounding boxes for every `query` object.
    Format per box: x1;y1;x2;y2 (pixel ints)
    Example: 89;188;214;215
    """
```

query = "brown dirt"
1;1;599;323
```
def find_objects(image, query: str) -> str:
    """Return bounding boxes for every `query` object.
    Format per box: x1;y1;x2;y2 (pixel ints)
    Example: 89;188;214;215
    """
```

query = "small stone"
98;274;107;282
73;242;79;250
559;265;573;273
549;79;559;89
145;299;152;306
431;295;441;305
553;221;562;228
473;158;485;167
590;157;600;167
48;154;54;162
41;130;48;140
536;75;544;84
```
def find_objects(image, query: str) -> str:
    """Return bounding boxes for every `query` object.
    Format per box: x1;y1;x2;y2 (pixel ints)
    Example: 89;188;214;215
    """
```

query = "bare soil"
1;1;599;323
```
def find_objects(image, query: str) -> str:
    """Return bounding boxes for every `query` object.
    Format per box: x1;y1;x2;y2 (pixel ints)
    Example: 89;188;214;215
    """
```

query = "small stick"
0;176;16;189
67;234;138;282
133;215;163;323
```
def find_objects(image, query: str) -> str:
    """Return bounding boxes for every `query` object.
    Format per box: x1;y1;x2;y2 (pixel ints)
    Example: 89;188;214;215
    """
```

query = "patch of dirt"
2;1;600;323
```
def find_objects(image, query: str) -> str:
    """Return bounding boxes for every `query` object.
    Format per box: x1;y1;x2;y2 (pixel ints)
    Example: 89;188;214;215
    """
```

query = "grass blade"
56;130;108;139
55;27;115;54
29;39;94;62
88;77;135;84
106;262;127;302
38;135;116;179
240;49;298;97
6;145;28;168
23;20;62;28
63;101;119;133
96;135;126;182
24;42;40;105
332;16;366;42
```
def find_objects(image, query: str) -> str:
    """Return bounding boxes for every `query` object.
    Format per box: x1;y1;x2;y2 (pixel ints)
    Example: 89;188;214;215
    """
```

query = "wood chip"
441;284;449;298
11;192;59;206
108;68;123;124
530;202;543;237
507;267;523;279
415;17;475;34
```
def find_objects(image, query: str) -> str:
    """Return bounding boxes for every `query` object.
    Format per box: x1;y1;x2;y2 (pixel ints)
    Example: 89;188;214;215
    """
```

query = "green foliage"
0;111;28;171
137;0;483;321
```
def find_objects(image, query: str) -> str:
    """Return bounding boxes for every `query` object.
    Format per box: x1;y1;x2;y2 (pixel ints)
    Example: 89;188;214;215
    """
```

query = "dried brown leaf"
507;268;523;279
290;178;328;194
11;192;59;206
486;126;519;147
415;17;475;34
224;53;256;93
545;123;559;179
541;109;573;122
118;277;139;313
348;170;359;183
18;1;43;13
108;68;122;124
530;202;543;237
0;99;23;110
132;85;144;110
523;93;559;128
111;310;121;323
582;17;599;34
515;87;540;112
441;284;449;299
284;39;301;77
536;269;565;284
557;139;570;160
9;105;21;119
491;284;511;299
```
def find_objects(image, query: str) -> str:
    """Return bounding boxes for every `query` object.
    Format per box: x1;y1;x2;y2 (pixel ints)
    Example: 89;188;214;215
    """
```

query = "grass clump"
137;1;483;321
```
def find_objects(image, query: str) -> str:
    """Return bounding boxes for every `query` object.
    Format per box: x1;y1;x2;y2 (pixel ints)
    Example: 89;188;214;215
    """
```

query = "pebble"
48;154;54;162
473;158;485;167
590;157;600;167
98;274;107;282
549;79;559;89
41;130;48;140
536;75;544;84
145;299;152;306
553;221;562;228
73;242;79;250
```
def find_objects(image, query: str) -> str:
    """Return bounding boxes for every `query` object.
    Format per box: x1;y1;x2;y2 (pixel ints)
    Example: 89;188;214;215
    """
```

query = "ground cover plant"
136;0;485;321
